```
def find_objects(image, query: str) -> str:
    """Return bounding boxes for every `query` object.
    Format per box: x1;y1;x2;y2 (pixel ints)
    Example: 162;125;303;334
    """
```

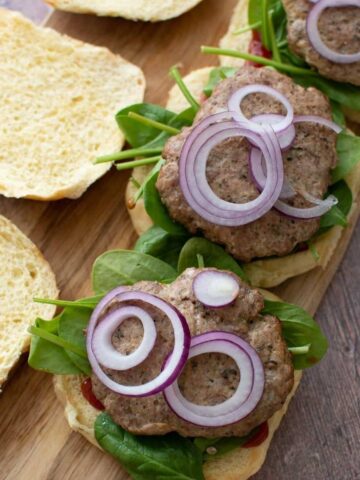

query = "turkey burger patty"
156;66;337;262
92;268;294;438
283;0;360;86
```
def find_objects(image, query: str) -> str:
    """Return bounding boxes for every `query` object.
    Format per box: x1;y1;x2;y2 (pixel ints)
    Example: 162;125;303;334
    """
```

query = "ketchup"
81;378;105;411
243;422;269;448
247;30;272;68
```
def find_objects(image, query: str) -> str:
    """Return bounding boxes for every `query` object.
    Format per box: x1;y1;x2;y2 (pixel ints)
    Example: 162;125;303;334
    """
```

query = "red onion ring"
249;113;296;150
164;332;264;427
293;115;342;133
307;0;360;64
249;148;296;200
228;84;294;134
92;306;157;370
87;289;191;397
179;117;284;226
192;270;240;308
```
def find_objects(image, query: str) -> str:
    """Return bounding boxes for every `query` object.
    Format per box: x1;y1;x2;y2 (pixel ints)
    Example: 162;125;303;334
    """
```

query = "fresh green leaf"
116;104;176;148
133;159;164;203
320;180;352;229
178;237;247;281
331;101;346;128
203;67;237;97
143;172;188;236
308;242;320;261
92;250;178;294
293;75;360;111
169;66;200;112
135;226;189;269
58;307;92;375
262;300;328;369
34;295;102;309
333;131;360;183
28;318;83;375
95;412;204;480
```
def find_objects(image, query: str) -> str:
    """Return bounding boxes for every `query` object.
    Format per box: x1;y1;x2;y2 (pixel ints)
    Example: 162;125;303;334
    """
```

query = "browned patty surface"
92;268;294;437
283;0;360;86
157;67;337;262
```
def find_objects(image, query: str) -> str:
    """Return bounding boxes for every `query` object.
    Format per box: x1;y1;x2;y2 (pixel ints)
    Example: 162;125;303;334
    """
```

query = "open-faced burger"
28;246;327;480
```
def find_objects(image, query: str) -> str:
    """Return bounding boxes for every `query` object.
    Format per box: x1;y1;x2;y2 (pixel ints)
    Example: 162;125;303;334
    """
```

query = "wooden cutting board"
1;2;360;479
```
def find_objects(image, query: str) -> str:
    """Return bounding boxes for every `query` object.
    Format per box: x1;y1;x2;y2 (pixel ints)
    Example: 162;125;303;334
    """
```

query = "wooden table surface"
0;1;359;479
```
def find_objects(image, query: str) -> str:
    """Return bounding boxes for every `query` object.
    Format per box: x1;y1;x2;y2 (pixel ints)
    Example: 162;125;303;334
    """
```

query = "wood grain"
0;2;359;479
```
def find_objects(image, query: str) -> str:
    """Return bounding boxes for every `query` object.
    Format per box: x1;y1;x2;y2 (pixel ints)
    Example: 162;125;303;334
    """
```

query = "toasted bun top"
45;0;204;21
0;8;145;200
0;215;58;390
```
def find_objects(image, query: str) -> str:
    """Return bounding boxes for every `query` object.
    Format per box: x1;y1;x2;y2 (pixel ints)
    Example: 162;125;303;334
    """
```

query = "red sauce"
243;422;269;448
81;377;105;411
247;30;272;68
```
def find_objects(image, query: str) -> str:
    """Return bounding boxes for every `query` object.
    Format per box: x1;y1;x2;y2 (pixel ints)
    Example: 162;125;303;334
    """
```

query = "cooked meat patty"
283;0;360;86
157;67;337;262
92;268;294;438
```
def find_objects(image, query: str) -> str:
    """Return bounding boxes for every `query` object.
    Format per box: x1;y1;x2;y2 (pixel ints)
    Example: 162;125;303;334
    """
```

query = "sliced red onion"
87;289;191;397
250;114;296;150
307;0;360;64
250;147;337;218
193;270;240;308
228;84;294;134
249;148;296;200
275;194;337;219
293;115;342;133
164;332;264;427
179;116;284;226
92;306;157;370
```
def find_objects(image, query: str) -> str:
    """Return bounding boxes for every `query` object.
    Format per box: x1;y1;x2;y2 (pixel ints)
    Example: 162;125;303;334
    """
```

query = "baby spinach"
95;412;204;480
135;226;189;269
143;172;188;236
116;104;176;148
28;316;85;375
262;300;328;369
92;250;178;294
177;237;247;281
116;104;195;152
332;132;360;183
203;66;237;97
320;180;352;229
58;307;92;375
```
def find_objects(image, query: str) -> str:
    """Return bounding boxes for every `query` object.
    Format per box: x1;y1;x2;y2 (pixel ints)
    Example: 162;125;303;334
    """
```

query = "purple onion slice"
87;289;191;397
164;332;264;427
193;270;240;308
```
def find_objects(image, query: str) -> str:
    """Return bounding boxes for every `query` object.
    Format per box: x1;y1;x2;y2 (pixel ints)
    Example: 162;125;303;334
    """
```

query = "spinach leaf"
143;172;188;236
58;307;92;375
116;104;176;148
116;104;195;152
320;180;352;229
331;101;346;128
135;226;189;269
95;412;204;480
178;237;247;281
262;300;328;369
141;108;196;151
92;250;178;294
28;317;83;375
332;131;360;183
203;67;237;97
293;75;360;111
34;295;103;309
